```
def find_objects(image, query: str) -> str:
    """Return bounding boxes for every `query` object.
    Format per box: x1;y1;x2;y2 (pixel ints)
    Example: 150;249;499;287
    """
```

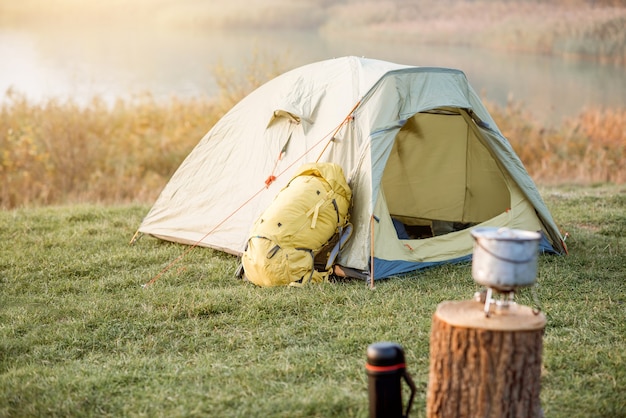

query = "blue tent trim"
372;254;472;279
538;233;559;255
372;232;559;280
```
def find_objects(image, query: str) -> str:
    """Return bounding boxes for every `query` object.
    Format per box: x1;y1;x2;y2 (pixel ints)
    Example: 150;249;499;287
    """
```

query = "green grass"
1;185;625;417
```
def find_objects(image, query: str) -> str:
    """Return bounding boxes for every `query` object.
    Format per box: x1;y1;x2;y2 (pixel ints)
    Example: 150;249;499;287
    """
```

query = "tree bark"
426;300;545;418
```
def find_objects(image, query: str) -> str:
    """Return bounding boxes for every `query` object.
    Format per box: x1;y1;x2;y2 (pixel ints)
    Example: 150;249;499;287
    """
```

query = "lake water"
1;23;624;126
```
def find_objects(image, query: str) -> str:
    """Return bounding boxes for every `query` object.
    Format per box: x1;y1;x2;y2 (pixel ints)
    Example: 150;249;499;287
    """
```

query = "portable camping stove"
474;286;517;317
470;227;543;318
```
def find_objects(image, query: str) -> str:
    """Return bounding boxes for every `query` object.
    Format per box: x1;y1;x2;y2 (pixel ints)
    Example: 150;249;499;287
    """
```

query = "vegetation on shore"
487;98;626;185
0;185;624;416
1;84;624;209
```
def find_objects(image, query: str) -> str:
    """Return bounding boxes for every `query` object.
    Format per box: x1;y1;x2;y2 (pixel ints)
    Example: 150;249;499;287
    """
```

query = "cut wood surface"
435;300;546;331
427;300;545;418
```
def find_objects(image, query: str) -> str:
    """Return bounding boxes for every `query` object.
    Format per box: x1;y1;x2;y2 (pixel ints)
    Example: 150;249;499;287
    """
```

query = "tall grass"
1;85;624;209
485;99;626;184
0;91;215;207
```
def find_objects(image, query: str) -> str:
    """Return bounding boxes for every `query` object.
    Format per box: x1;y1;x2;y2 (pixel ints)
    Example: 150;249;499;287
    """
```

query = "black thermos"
366;342;416;418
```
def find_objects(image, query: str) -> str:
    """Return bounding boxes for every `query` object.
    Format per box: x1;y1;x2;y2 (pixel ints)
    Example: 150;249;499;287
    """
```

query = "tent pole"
370;215;375;289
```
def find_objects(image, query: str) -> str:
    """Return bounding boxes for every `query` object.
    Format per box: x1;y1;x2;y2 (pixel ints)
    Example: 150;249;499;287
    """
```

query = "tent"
135;56;567;281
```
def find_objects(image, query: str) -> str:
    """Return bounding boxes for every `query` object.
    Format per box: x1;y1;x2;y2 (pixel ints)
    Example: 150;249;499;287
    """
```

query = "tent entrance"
382;109;511;239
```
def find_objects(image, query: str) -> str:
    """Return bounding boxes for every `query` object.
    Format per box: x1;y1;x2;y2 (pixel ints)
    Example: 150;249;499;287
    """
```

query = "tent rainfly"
135;56;567;281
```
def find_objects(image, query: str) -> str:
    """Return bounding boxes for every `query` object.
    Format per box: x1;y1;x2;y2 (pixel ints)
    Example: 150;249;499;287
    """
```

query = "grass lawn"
1;184;624;417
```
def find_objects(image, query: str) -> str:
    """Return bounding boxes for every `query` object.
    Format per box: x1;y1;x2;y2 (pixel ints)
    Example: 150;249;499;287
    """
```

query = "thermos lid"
366;342;406;367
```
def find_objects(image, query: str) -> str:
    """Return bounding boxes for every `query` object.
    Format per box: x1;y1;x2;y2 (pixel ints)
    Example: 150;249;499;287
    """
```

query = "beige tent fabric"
137;56;566;279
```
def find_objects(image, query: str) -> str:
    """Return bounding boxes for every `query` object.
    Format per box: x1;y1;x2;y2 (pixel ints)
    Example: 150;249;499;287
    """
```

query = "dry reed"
0;90;215;207
1;88;624;209
486;99;626;185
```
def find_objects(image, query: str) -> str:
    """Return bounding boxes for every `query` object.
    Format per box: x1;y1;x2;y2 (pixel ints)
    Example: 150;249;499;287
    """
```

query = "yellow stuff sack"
242;162;352;287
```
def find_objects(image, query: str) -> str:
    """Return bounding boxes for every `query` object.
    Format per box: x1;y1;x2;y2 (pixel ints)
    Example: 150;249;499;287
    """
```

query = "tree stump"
426;300;546;418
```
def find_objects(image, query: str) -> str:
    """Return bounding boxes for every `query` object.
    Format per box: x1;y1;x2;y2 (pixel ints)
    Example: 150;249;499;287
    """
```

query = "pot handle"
473;237;537;264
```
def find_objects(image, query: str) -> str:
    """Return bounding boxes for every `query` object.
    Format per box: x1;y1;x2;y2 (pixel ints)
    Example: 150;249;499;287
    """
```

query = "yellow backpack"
242;162;352;287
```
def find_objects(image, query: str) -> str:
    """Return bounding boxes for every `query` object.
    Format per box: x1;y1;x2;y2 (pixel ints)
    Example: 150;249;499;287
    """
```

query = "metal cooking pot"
470;227;541;291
